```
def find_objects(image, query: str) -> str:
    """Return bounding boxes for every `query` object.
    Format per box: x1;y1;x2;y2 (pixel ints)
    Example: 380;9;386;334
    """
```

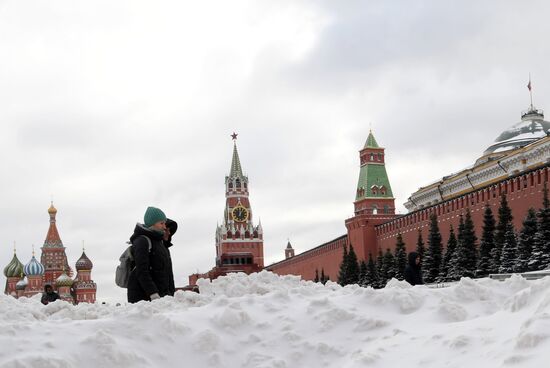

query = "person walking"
41;284;60;305
404;251;424;286
127;206;176;303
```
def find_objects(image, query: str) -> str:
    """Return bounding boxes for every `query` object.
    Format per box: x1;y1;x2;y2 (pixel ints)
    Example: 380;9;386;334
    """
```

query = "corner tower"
214;134;264;272
345;131;397;261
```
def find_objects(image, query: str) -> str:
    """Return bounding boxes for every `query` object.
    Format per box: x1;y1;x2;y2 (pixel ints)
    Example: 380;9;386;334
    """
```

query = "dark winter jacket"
41;285;60;305
127;223;175;303
404;252;423;286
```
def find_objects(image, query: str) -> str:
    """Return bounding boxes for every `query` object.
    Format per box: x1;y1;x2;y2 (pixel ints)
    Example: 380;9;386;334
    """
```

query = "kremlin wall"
188;103;550;286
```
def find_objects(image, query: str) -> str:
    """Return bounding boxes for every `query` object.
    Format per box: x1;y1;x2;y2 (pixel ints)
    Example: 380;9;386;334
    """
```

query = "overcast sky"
1;0;549;302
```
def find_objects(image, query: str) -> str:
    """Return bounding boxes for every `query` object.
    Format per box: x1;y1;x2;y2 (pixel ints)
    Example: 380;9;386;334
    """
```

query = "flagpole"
529;73;533;110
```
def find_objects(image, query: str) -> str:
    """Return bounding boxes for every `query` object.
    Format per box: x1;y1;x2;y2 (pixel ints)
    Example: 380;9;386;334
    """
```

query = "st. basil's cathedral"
3;203;97;304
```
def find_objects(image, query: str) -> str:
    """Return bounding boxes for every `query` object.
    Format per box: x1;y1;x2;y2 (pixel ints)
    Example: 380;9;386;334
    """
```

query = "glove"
150;293;160;301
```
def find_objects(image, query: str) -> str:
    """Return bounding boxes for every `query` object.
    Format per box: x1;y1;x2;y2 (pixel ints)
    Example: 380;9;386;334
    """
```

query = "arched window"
378;153;382;161
383;205;389;214
372;205;378;215
228;182;233;190
370;153;374;161
235;179;241;189
371;186;378;195
380;186;386;195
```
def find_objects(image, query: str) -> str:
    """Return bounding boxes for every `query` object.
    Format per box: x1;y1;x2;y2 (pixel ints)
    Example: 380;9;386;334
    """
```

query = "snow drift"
1;271;550;368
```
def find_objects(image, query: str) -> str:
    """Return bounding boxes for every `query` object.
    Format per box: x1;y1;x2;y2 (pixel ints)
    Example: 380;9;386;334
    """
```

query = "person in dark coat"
41;284;60;305
404;251;424;286
127;206;176;303
163;218;178;296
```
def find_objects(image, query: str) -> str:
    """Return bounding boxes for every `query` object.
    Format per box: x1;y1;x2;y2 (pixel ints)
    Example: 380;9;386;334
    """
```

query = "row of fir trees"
335;184;550;288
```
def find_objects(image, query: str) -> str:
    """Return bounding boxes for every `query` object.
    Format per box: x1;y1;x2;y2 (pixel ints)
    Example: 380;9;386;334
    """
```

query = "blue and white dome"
24;255;45;276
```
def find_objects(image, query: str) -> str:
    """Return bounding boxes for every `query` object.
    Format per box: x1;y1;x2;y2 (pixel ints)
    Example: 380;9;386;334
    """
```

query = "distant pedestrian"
127;207;176;303
41;284;60;305
404;251;423;286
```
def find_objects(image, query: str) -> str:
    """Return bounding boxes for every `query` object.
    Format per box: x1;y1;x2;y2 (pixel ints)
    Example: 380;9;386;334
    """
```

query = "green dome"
3;253;24;278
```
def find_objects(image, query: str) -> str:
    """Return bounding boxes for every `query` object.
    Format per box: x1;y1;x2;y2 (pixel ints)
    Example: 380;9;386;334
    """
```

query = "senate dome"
483;108;550;155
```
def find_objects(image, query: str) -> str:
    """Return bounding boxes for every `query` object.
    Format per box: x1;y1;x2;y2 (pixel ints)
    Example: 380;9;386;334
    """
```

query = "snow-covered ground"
1;271;550;368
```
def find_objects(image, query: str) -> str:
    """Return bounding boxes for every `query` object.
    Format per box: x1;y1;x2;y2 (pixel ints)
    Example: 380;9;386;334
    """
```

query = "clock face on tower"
232;206;249;222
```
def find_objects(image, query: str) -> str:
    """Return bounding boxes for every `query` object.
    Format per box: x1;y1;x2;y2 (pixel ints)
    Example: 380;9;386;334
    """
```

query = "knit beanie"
144;207;167;227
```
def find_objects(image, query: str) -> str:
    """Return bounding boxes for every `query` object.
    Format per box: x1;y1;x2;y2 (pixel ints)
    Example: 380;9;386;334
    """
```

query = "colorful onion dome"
55;272;73;287
3;253;24;278
16;277;28;290
24;255;45;276
48;202;58;214
75;251;93;271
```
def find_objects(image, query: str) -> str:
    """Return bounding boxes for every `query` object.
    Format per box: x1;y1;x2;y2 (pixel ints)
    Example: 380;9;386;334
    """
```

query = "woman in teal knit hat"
127;206;175;303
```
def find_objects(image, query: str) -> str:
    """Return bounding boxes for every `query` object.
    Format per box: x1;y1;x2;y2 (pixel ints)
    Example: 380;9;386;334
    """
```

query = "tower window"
372;206;378;215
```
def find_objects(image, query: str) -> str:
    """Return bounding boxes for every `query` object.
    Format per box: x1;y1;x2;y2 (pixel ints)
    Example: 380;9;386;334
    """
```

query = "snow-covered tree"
337;245;348;286
394;233;407;280
423;212;443;283
531;183;550;270
491;194;513;272
364;253;379;288
347;244;360;285
358;260;367;287
381;248;396;283
516;208;537;272
320;269;329;284
477;204;496;277
376;248;384;288
416;230;425;258
499;222;518;273
439;225;457;281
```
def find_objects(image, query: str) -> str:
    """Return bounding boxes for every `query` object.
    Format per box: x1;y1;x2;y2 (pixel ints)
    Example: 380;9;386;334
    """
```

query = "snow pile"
1;271;550;368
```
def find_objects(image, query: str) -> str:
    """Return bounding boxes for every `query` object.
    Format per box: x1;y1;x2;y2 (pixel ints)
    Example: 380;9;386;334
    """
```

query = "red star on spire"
231;132;238;140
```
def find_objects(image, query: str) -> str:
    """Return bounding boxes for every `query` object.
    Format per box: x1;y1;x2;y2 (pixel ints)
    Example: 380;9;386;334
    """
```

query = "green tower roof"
356;131;393;201
355;164;394;200
229;142;244;178
364;131;379;148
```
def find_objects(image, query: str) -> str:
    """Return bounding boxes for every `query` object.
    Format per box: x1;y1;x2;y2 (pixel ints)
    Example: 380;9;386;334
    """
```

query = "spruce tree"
461;208;478;276
439;225;457;281
320;269;327;284
416;230;426;258
423;212;443;283
450;215;468;280
499;222;518;273
337;245;348;286
382;248;396;282
516;208;537;272
358;260;368;287
477;204;496;277
492;194;513;272
365;253;379;288
376;248;384;288
347;244;360;284
314;269;320;283
531;183;550;270
394;233;407;280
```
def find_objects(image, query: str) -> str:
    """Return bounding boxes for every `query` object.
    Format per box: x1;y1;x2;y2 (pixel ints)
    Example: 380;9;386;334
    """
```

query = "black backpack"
115;235;152;288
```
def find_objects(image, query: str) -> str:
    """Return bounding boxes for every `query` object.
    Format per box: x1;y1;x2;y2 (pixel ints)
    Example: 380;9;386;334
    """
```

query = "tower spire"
229;133;244;178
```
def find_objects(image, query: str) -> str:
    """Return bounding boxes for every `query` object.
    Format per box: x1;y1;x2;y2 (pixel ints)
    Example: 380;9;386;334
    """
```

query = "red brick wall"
266;236;348;282
376;167;550;253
